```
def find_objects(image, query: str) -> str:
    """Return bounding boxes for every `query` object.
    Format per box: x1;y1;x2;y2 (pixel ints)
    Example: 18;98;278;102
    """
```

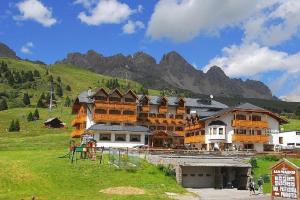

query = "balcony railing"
232;134;269;143
185;135;205;143
140;105;150;112
148;117;185;125
176;131;185;136
184;124;203;131
176;107;185;114
71;115;87;126
158;106;167;113
71;129;85;138
95;101;136;110
93;114;137;122
232;120;268;129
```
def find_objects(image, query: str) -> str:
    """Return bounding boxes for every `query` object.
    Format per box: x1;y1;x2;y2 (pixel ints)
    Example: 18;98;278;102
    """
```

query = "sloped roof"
87;124;149;133
77;91;94;103
201;103;288;124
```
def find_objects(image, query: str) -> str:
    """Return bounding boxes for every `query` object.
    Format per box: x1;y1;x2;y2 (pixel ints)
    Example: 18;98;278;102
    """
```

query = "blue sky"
0;0;300;102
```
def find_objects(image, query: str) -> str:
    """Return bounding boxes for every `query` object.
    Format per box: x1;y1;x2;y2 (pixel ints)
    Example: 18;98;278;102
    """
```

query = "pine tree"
26;71;34;82
37;96;44;108
56;84;63;97
23;93;31;106
48;75;53;82
33;109;39;120
57;76;61;84
295;106;300;117
15;120;20;131
65;85;71;91
27;112;34;122
8;120;15;132
64;96;71;107
0;99;8;111
33;70;40;77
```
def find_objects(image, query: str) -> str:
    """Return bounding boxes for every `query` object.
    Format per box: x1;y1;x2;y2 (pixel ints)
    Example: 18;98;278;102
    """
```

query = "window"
200;130;205;135
95;109;107;114
157;126;166;131
279;137;283;144
149;113;156;118
213;128;217;135
125;123;134;126
296;132;300;135
296;143;300;146
167;126;174;131
175;115;183;119
195;131;200;136
139;113;148;118
252;115;261;121
123;110;135;115
236;129;247;134
257;130;262;135
124;97;135;102
157;114;166;118
219;128;224;135
109;109;121;115
109;97;121;102
115;134;126;141
111;122;120;125
287;143;295;146
94;96;107;101
236;114;246;120
175;126;183;131
100;134;111;141
130;135;141;142
149;126;156;131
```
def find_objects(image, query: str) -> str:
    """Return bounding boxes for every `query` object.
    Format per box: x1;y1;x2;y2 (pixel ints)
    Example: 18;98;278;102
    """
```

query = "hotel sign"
271;159;300;200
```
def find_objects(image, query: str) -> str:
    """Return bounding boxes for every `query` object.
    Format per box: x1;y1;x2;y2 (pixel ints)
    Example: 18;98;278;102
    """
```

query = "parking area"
187;188;270;200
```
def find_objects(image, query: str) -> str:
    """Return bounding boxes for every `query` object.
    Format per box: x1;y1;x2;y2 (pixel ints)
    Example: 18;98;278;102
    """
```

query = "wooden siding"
185;135;205;143
232;119;269;128
232;134;269;143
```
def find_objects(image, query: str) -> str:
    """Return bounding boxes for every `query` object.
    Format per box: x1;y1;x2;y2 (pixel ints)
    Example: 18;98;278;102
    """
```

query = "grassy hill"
0;58;160;109
0;107;185;200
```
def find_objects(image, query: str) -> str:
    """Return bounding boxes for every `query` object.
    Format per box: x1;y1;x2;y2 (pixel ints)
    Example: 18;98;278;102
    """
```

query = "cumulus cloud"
280;84;300;102
14;0;57;27
122;20;145;34
147;0;300;45
21;42;34;54
147;0;261;42
78;0;133;26
74;0;97;9
243;0;300;46
204;43;300;77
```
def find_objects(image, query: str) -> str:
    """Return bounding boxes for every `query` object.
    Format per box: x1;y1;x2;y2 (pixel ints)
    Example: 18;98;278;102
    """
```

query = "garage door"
181;166;215;188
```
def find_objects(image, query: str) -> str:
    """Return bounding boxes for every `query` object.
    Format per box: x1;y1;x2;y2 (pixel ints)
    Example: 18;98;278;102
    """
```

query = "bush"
262;155;280;162
0;99;8;111
262;174;270;183
33;109;39;120
27;112;34;122
250;157;258;168
157;164;176;178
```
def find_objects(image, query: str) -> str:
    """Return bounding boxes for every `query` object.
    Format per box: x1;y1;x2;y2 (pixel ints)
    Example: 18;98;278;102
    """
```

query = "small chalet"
44;117;65;128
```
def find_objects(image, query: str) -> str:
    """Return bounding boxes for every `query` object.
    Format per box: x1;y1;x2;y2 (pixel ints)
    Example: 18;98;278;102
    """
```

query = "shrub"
157;164;176;178
27;112;34;122
23;93;31;106
8;120;15;132
262;174;270;183
250;157;258;168
33;109;39;120
262;155;280;162
0;99;8;111
15;120;20;131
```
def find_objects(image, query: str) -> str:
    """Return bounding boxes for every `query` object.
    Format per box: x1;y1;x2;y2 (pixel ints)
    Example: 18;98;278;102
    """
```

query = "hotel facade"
71;88;287;152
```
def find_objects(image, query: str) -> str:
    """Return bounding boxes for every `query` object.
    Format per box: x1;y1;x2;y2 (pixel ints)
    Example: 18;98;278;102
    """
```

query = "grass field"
282;118;300;131
0;107;185;200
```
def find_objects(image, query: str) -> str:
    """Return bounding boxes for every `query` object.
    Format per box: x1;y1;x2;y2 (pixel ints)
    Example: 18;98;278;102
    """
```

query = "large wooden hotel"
71;88;287;152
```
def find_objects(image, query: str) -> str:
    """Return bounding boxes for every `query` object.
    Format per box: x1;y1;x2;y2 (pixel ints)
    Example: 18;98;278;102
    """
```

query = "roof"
137;95;228;109
201;102;288;124
87;124;150;133
208;120;227;126
77;91;94;103
44;117;62;123
271;158;300;170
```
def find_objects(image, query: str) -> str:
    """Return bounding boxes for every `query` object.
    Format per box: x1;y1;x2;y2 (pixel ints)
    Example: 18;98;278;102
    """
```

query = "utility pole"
49;81;53;111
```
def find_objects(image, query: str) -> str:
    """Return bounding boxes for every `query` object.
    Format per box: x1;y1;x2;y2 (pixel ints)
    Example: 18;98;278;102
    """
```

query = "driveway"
187;188;270;200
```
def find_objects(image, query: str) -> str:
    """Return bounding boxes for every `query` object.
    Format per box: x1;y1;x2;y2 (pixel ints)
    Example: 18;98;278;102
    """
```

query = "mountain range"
57;50;273;99
0;42;272;99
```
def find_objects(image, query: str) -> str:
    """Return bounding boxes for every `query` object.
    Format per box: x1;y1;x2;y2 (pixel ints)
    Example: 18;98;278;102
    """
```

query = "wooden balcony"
158;106;167;113
176;131;185;136
71;129;85;138
95;101;136;110
93;114;137;122
148;117;185;125
185;135;205;144
232;120;268;129
184;124;203;131
71;115;86;126
140;105;150;112
176;107;185;114
232;134;269;143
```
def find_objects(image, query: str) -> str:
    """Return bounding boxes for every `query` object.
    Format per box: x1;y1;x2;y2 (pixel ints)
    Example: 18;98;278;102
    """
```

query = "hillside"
0;57;160;109
57;50;273;99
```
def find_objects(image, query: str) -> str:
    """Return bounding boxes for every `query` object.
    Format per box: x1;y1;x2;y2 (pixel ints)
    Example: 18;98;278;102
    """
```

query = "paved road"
187;188;270;200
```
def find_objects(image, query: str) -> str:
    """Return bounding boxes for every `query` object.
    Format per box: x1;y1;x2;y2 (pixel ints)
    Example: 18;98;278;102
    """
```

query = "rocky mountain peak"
0;42;19;59
206;65;227;79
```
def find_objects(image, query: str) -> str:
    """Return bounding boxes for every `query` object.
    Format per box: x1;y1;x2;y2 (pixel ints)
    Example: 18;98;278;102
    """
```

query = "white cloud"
243;0;300;46
147;0;300;45
280;84;300;102
74;0;97;9
137;5;143;13
14;0;57;27
78;0;133;26
147;0;262;42
21;42;34;54
122;20;145;34
204;43;300;77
